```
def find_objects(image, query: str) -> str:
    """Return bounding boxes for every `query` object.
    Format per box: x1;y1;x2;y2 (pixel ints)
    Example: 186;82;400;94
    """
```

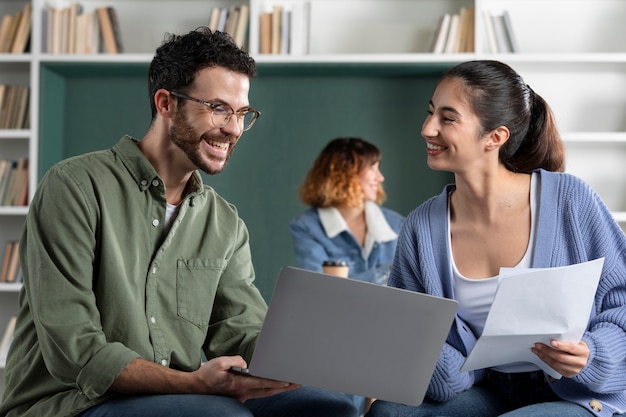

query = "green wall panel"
39;63;453;300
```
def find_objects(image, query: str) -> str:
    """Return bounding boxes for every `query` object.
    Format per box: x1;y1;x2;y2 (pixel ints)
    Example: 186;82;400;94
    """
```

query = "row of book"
259;2;310;56
41;3;123;54
0;85;30;130
483;10;519;53
429;6;475;53
429;8;518;54
0;316;17;367
209;4;249;49
0;158;29;208
0;241;21;284
0;3;32;54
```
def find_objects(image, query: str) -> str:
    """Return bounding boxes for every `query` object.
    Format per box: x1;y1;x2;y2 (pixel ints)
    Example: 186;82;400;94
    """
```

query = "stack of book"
0;158;29;207
209;4;250;49
0;3;32;54
258;1;309;55
0;85;29;130
482;10;518;53
0;241;20;284
41;3;123;54
429;6;475;54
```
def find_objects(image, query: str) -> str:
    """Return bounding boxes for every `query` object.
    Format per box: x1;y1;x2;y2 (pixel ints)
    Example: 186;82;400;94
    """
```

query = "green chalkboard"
39;62;453;300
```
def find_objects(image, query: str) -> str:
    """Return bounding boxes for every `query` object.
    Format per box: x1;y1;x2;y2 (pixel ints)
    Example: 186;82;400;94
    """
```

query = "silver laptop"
240;266;458;407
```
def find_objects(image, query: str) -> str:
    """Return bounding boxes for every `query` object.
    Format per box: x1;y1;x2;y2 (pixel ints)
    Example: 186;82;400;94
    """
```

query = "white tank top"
450;172;539;373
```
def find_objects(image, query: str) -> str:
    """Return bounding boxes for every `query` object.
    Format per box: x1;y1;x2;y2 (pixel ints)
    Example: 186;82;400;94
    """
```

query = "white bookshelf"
0;0;625;397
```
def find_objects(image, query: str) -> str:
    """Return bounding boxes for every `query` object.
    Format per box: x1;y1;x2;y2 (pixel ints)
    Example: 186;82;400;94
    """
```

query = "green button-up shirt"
0;136;267;417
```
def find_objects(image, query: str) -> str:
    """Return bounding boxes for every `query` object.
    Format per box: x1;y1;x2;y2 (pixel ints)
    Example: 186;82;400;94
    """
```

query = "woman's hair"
299;137;386;208
443;60;565;172
148;27;256;119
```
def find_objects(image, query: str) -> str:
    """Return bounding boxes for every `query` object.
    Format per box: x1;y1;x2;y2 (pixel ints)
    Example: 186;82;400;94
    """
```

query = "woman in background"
366;60;626;417
289;137;405;415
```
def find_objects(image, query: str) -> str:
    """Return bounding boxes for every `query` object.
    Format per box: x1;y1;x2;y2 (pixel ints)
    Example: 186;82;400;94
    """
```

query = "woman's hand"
531;340;589;378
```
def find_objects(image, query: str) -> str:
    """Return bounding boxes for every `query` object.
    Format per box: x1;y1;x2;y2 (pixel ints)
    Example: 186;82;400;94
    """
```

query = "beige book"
0;240;12;283
271;5;282;54
208;7;221;31
10;3;32;53
2;11;20;53
68;2;82;54
224;6;239;39
96;7;117;53
0;15;14;53
259;12;271;54
234;4;249;48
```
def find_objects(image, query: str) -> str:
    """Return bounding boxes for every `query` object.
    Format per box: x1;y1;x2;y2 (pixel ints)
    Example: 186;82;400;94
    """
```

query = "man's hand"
110;355;299;401
194;356;300;402
531;340;589;378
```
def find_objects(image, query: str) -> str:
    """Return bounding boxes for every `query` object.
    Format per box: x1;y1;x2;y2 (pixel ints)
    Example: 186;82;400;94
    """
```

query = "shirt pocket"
176;258;226;328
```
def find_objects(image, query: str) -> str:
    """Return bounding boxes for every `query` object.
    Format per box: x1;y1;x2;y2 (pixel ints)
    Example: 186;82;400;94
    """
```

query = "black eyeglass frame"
169;90;261;131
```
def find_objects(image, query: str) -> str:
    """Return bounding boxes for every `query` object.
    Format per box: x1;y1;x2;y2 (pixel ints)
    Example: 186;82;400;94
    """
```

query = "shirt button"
589;400;602;412
140;179;148;186
152;219;160;227
161;359;168;366
150;316;156;324
151;179;159;187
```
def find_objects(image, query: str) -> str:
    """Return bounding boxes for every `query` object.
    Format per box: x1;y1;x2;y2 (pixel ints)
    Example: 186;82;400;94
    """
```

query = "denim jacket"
289;201;405;284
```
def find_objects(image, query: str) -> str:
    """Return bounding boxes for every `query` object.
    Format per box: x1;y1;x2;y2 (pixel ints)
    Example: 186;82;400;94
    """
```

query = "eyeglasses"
169;91;260;131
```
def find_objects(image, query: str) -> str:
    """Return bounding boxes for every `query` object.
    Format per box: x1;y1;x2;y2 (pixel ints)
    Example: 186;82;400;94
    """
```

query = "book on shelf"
0;240;21;283
0;3;32;54
501;10;519;52
443;13;460;53
9;2;32;54
96;6;121;54
460;6;475;53
208;5;249;49
107;7;123;54
484;10;517;53
45;3;101;55
259;12;272;54
429;13;450;53
67;2;83;53
0;14;15;53
0;85;30;129
271;4;282;54
0;160;11;204
233;5;249;49
430;5;474;54
490;12;512;53
482;10;498;53
224;5;240;40
4;241;20;283
208;7;221;31
0;316;17;366
259;1;309;55
0;158;28;207
288;1;309;55
0;240;14;283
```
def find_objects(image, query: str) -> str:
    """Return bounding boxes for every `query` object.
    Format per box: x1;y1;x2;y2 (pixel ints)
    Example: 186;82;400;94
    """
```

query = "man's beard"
169;110;234;175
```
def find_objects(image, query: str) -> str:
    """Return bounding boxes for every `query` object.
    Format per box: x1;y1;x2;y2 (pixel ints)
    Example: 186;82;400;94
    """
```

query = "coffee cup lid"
322;259;348;267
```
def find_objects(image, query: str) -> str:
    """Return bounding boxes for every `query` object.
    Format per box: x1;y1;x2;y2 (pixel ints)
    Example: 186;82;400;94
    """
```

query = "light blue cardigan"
389;169;626;417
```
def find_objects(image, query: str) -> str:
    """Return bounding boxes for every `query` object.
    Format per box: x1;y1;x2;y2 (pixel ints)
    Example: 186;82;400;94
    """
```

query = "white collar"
318;201;398;243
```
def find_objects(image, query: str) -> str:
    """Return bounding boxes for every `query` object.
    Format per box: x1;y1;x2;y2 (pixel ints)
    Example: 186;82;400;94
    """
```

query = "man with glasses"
0;28;357;417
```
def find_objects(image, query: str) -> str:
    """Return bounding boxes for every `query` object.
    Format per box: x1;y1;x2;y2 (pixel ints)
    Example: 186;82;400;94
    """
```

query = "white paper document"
460;258;604;379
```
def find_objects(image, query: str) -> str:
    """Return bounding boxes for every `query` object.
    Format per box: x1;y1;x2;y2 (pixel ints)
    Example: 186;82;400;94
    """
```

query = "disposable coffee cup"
322;260;349;278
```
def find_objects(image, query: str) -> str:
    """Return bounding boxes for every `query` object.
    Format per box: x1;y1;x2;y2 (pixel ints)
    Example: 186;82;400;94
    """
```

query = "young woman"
366;60;626;417
289;137;404;286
